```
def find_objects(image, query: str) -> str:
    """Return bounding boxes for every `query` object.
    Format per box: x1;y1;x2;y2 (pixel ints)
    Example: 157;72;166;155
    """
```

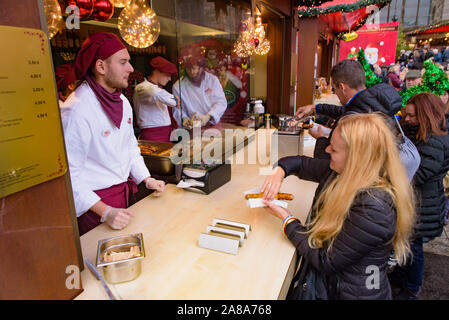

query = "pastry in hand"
245;192;294;200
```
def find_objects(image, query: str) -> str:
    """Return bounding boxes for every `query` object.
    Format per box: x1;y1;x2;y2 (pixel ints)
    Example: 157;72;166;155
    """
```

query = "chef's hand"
308;124;325;139
263;200;291;221
295;104;315;119
101;206;135;230
144;177;165;196
261;166;285;201
199;113;211;126
182;117;192;129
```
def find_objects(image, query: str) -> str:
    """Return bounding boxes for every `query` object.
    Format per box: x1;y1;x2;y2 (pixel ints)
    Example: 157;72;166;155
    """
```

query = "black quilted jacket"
403;123;449;240
278;156;396;300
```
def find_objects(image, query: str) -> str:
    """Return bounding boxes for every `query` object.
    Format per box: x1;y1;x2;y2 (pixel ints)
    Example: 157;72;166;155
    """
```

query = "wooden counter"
75;129;318;300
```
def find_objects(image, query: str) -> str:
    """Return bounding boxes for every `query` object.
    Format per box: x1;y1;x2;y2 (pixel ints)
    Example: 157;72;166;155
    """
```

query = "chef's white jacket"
172;71;227;126
133;79;177;128
61;82;150;217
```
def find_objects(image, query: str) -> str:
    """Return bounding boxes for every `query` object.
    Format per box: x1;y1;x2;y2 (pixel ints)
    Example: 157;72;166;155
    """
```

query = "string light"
233;11;270;57
43;0;64;40
110;0;131;7
118;0;160;48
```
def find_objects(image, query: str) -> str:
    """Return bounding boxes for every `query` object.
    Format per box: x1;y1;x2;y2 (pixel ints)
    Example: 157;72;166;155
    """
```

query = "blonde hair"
307;113;415;265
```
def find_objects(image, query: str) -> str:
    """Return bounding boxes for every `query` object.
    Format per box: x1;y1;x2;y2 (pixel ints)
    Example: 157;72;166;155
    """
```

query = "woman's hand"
263;200;291;221
261;166;285;201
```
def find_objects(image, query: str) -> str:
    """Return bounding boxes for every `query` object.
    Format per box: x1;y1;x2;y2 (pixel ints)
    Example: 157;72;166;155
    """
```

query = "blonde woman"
262;113;415;300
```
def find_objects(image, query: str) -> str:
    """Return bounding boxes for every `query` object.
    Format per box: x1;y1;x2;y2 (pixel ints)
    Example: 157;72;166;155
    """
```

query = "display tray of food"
138;140;181;176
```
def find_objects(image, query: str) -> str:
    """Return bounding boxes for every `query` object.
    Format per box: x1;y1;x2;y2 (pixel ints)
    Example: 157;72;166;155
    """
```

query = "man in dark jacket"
296;59;402;159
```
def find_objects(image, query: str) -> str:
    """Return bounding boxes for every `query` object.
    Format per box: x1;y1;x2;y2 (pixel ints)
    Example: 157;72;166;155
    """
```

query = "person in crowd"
172;47;227;132
387;64;403;90
433;48;442;63
373;64;389;84
61;32;165;236
261;113;415;300
398;49;408;67
133;56;179;142
295;61;397;155
442;46;449;62
423;48;434;61
55;63;77;107
401;69;422;91
389;92;449;299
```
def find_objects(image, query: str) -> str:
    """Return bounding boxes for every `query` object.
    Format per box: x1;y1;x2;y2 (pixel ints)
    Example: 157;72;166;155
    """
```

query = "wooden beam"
297;17;318;108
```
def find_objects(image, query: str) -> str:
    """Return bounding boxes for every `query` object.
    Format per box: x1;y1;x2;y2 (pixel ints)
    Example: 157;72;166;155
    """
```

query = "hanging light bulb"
118;0;160;48
110;0;131;7
43;0;64;40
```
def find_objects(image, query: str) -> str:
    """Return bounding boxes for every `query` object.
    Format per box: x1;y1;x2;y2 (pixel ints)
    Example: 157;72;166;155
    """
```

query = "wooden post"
296;17;319;108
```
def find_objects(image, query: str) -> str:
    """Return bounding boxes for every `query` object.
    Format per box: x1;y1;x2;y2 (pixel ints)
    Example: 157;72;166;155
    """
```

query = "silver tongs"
288;115;315;129
84;258;116;300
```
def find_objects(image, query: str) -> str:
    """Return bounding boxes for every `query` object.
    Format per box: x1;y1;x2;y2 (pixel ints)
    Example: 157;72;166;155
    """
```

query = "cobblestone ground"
423;223;449;256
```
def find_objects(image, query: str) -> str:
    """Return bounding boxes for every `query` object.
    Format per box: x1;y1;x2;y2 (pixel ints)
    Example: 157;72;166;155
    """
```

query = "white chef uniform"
133;79;177;129
172;71;227;126
61;82;150;217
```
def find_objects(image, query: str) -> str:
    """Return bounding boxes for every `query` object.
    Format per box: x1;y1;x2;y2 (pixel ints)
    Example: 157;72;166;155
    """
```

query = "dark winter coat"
278;156;396;300
313;83;402;158
403;123;449;240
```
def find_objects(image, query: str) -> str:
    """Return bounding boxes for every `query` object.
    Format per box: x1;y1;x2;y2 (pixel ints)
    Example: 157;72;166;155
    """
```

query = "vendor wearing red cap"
172;47;227;132
133;56;179;142
61;32;165;236
55;63;77;107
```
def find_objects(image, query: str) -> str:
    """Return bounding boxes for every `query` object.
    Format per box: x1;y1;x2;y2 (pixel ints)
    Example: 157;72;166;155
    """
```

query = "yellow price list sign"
0;26;67;198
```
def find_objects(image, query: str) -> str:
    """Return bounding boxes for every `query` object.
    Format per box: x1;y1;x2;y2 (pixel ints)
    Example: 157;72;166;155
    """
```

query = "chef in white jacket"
133;56;179;142
61;32;165;236
172;48;227;132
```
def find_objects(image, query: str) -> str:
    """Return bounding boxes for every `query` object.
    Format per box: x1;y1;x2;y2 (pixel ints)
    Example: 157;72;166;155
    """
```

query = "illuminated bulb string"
118;0;160;48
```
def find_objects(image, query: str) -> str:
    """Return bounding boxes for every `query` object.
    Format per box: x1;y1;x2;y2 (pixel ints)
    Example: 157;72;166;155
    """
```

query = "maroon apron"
77;179;138;236
139;125;172;142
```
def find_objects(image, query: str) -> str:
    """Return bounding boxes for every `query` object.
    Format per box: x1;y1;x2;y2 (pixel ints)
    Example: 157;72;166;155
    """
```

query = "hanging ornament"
43;0;64;40
253;38;259;47
118;0;160;49
341;31;358;42
61;0;94;19
110;0;131;7
92;0;114;22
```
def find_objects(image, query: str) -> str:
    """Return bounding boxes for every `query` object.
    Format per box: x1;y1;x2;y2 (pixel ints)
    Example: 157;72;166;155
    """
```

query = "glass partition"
49;0;272;138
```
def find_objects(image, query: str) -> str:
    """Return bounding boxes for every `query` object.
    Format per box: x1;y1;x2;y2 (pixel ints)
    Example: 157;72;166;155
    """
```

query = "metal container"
96;233;146;284
138;140;179;176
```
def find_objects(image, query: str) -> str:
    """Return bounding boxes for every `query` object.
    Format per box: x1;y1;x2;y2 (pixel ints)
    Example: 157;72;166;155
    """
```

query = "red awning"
298;0;391;37
405;21;449;35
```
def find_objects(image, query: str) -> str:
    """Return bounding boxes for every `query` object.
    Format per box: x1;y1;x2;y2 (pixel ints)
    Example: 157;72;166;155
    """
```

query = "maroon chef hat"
150;56;178;75
75;32;127;79
55;63;77;92
182;46;206;68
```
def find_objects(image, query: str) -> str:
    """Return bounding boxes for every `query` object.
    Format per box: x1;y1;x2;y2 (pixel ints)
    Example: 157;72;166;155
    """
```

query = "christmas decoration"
341;31;358;42
399;59;449;107
91;0;114;22
353;48;382;87
110;0;131;8
44;0;64;40
233;12;270;58
118;0;160;48
61;0;94;19
297;0;390;39
297;0;390;18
